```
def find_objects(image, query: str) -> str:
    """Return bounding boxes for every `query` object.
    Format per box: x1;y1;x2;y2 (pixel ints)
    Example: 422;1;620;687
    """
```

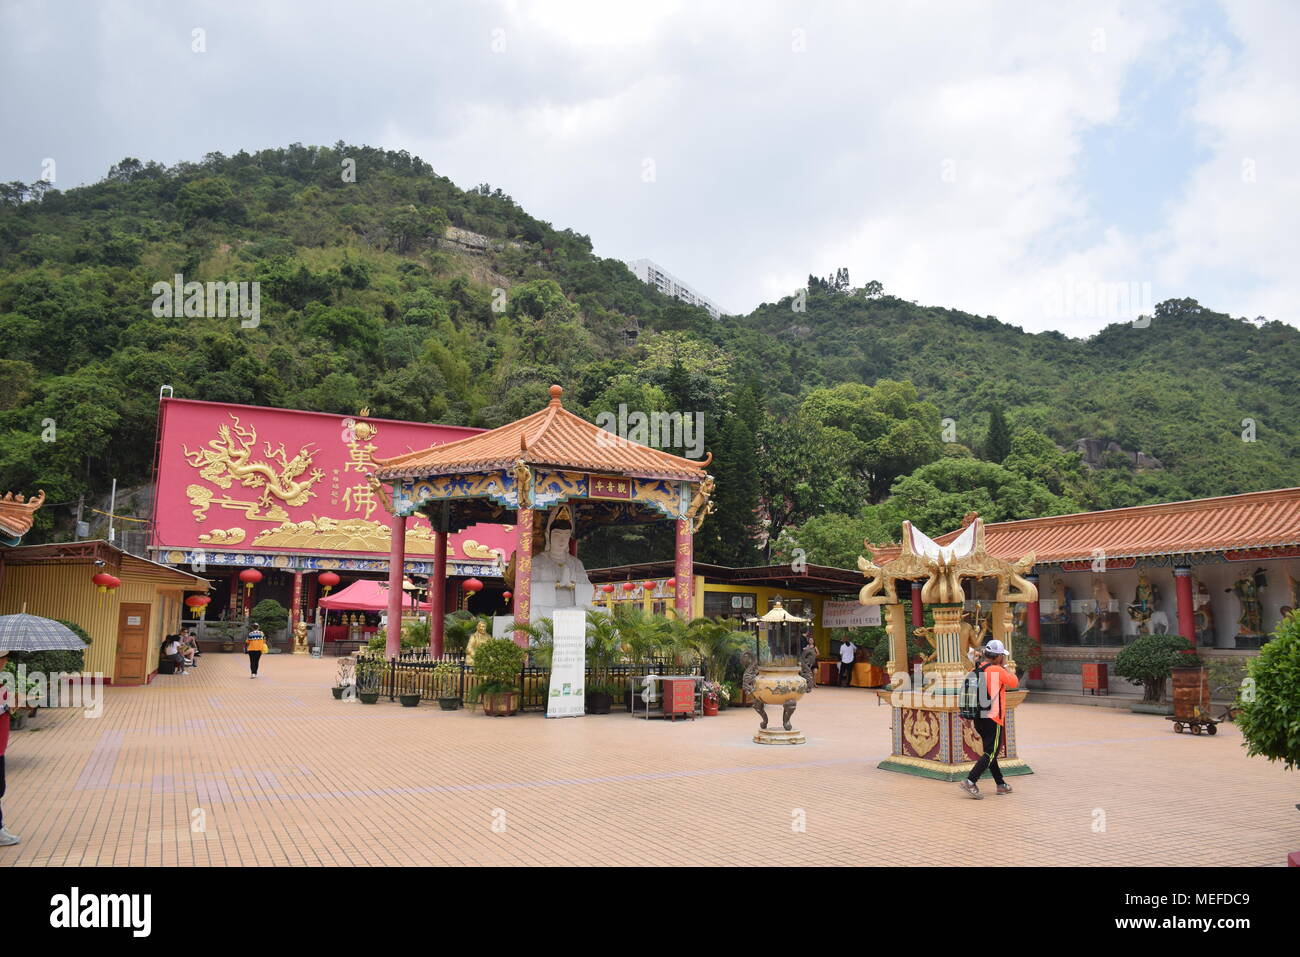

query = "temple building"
148;397;513;647
867;487;1300;697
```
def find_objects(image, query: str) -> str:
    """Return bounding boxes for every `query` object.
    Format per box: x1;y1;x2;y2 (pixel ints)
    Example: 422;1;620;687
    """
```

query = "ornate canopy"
372;385;712;535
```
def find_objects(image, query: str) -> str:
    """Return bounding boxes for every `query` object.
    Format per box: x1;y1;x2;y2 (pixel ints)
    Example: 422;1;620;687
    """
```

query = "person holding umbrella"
0;650;15;846
0;612;91;847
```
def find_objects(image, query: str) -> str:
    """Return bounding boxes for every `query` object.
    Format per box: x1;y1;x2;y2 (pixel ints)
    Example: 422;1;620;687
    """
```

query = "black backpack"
958;663;988;720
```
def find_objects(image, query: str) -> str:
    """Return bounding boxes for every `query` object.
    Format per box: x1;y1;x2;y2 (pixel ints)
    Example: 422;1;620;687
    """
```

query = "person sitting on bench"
161;635;190;676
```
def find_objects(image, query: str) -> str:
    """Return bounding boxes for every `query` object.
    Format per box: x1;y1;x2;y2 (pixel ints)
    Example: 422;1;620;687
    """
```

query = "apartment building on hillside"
626;258;723;319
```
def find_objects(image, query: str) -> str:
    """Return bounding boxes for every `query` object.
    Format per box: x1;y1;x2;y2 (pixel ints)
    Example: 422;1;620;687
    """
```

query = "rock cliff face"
1073;439;1163;471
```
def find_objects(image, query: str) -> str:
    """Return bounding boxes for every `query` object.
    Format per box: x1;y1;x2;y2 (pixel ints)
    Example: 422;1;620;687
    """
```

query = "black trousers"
840;661;854;685
247;650;262;674
1;753;6;829
967;717;1006;786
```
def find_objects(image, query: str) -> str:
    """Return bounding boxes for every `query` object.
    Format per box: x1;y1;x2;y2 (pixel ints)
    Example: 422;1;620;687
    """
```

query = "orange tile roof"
372;385;709;482
0;490;44;543
866;487;1300;565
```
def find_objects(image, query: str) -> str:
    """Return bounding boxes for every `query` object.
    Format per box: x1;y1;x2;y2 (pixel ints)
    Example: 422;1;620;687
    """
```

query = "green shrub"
9;619;90;674
472;638;525;696
1236;611;1300;770
249;598;289;635
1113;633;1202;702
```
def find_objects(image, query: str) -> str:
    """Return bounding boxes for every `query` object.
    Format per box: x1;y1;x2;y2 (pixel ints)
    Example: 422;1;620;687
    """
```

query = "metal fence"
350;652;698;711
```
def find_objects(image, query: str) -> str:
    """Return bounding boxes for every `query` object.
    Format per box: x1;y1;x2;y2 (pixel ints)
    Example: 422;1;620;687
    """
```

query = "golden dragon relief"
183;414;325;510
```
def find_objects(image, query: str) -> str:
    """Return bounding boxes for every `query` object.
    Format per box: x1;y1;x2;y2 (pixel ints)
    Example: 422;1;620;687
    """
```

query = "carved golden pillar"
991;600;1016;673
930;604;966;690
885;603;908;687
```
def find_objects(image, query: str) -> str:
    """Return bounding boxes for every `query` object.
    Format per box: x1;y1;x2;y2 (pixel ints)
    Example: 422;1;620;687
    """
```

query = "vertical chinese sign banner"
546;609;586;718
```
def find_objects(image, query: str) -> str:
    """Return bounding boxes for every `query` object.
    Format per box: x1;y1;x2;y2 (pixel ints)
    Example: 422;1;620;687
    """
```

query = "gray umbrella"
0;614;88;652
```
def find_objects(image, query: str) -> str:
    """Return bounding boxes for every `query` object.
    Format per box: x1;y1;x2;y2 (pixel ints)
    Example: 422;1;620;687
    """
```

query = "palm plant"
585;610;625;696
443;610;487;656
682;617;748;683
614;606;672;670
513;616;555;668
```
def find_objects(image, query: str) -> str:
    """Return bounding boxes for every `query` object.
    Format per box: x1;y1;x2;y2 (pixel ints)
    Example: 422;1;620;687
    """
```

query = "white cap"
984;639;1009;656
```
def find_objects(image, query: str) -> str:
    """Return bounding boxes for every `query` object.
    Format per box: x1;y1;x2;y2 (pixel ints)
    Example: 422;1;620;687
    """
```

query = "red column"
430;528;448;656
290;570;303;629
513;506;534;646
675;517;693;619
1026;573;1042;680
911;581;923;628
1175;566;1196;650
386;511;407;658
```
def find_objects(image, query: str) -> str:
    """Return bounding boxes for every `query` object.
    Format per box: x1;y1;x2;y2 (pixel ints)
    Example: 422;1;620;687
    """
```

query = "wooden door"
115;602;151;685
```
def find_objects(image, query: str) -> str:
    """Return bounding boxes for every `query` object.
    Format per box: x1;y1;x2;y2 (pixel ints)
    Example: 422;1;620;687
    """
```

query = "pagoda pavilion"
370;386;713;656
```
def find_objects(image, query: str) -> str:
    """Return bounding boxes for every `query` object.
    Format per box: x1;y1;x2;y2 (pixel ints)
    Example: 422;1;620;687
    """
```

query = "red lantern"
318;571;340;595
239;568;263;594
185;595;211;619
91;572;120;596
601;583;616;595
622;581;637;593
644;581;658;593
463;578;484;594
666;579;677;590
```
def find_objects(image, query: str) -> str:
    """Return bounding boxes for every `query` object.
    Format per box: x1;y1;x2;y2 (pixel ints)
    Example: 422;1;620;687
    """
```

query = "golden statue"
465;619;491;665
293;620;309;654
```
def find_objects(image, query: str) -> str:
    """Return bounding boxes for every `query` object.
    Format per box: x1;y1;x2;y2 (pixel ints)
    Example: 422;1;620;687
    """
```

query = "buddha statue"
522;505;596;622
464;619;491;665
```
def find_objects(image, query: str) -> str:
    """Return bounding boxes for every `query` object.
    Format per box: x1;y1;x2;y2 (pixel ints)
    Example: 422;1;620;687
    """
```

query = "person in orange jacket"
960;639;1018;800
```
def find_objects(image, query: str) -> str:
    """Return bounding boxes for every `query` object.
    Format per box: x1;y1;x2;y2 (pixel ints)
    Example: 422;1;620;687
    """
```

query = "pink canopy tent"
317;579;432;613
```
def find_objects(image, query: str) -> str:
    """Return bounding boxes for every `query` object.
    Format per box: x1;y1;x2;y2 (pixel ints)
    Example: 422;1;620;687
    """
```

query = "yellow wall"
602;579;832;655
0;564;188;681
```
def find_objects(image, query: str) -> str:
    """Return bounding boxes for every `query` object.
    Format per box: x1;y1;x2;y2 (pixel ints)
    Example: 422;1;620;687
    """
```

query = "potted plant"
720;680;738;710
701;680;724;716
1113;634;1202;714
472;638;525;716
355;655;384;705
399;691;421;707
332;658;354;699
584;611;624;715
433;661;463;710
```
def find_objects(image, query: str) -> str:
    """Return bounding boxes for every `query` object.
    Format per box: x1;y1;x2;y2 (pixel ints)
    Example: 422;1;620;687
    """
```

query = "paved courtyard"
1;651;1293;867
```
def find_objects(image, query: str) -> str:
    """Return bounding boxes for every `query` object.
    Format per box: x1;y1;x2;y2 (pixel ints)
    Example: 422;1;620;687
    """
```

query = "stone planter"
399;693;420;708
358;691;380;705
437;698;462;711
331;686;346;699
585;691;613;715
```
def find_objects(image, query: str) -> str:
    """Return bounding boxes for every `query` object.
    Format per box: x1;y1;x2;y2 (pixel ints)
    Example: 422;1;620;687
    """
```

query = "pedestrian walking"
0;652;17;846
959;639;1018;799
839;637;856;686
245;623;268;678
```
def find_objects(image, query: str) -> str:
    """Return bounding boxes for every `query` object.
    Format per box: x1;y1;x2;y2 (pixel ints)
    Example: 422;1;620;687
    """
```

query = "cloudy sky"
2;0;1296;334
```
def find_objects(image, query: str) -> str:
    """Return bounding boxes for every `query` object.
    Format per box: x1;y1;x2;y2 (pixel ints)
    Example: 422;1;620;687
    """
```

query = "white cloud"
2;0;1295;333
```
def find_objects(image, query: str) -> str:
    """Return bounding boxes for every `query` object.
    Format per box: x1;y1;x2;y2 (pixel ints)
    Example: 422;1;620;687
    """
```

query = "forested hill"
1;143;1297;567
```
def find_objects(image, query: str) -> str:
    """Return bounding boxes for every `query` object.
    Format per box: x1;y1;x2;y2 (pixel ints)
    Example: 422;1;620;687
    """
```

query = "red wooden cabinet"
1081;662;1108;695
662;678;696;719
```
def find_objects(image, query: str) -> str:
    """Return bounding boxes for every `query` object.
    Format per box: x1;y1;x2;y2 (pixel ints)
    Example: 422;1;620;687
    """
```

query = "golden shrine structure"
858;515;1038;779
370;386;713;654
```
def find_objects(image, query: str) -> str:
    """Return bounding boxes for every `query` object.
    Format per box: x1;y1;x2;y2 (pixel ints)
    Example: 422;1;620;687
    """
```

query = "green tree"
984;406;1012;463
799;380;943;503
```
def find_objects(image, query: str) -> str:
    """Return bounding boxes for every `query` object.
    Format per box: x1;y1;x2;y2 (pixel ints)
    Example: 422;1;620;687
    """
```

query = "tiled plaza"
1;651;1293;867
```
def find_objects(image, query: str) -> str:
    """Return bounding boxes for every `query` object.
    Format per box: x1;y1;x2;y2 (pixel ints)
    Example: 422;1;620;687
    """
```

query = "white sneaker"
0;827;20;846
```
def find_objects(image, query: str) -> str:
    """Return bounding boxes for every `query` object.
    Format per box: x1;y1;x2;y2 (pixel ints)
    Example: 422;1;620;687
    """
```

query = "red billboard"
151;398;513;572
